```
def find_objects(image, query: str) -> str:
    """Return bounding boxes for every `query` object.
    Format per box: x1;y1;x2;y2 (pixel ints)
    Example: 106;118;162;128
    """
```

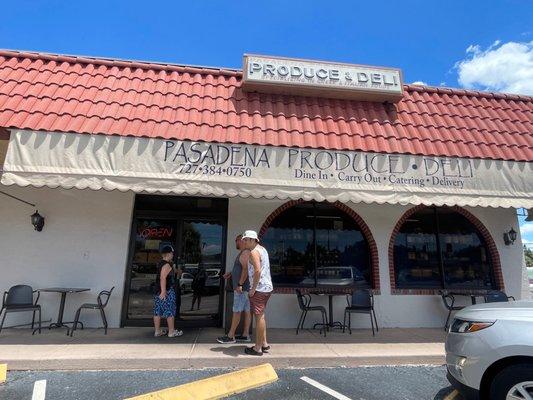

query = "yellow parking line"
125;363;278;400
0;364;6;384
443;389;461;400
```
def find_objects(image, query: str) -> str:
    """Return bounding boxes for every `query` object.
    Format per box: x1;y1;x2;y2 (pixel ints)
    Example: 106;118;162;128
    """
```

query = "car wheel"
489;363;533;400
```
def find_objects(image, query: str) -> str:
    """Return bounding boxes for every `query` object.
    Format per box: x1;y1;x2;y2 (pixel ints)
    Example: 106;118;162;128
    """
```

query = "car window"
317;268;352;279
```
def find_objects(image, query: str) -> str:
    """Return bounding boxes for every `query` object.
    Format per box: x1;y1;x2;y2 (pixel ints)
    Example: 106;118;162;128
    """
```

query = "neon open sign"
138;227;173;239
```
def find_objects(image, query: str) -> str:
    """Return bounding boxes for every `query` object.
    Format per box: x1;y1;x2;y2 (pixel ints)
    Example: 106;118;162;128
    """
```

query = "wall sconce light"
0;190;45;232
30;210;45;231
503;228;517;246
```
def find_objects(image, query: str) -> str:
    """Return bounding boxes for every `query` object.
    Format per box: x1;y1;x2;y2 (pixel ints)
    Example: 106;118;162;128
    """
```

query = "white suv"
445;300;533;399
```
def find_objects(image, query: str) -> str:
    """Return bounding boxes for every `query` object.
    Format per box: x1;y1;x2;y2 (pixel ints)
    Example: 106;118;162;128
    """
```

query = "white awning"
2;130;532;208
0;137;8;171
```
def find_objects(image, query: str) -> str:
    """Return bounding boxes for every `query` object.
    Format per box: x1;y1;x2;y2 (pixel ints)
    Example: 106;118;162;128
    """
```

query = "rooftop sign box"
242;55;404;102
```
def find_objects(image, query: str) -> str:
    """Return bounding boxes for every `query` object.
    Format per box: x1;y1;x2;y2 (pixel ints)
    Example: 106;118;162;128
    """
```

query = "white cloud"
520;222;533;236
455;40;533;95
411;81;427;85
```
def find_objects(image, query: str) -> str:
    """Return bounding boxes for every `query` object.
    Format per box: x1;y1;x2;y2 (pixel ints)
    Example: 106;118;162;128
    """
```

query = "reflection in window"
129;219;177;319
179;221;224;320
182;222;223;267
393;207;495;289
181;221;224;290
262;202;371;288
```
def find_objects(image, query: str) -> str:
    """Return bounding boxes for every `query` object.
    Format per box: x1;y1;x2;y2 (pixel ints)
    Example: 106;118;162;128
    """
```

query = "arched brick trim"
259;199;305;238
388;205;504;294
259;200;380;291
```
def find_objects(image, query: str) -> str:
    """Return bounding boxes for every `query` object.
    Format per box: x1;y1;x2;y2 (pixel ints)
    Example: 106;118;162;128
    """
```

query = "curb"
125;363;278;400
2;356;445;370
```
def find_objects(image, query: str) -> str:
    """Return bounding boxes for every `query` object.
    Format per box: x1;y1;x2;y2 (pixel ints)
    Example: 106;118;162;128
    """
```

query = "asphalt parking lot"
1;366;457;400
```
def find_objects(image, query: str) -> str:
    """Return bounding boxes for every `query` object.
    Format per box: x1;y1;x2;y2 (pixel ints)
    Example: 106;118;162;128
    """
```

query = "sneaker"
217;335;236;344
235;335;251;343
154;329;168;337
168;330;184;338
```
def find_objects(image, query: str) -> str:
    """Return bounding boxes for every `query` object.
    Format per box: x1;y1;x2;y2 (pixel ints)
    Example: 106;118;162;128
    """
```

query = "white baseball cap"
241;230;259;241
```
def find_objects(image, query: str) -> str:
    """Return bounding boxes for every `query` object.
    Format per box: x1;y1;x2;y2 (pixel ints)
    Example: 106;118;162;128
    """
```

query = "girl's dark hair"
160;245;174;254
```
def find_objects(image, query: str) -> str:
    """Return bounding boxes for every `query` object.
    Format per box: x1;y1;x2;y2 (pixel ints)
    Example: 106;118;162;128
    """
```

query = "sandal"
262;346;271;353
244;346;263;356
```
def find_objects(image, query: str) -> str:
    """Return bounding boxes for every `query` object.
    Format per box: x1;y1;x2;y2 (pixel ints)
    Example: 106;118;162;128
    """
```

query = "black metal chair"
0;285;41;335
69;287;114;336
484;290;515;303
441;292;465;331
295;289;328;337
343;289;378;336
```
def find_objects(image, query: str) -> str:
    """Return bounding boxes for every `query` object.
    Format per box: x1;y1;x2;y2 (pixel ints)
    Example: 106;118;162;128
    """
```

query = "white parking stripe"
300;376;352;400
31;380;47;400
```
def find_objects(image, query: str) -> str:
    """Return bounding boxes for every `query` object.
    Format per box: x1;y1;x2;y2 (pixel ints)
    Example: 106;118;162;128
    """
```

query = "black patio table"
305;287;354;330
38;287;90;329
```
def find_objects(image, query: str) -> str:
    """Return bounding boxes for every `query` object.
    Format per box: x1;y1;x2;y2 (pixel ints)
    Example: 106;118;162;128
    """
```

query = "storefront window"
393;207;495;289
262;202;372;288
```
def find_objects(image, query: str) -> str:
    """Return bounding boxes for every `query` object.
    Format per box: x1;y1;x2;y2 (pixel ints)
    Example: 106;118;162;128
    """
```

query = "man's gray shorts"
233;291;250;313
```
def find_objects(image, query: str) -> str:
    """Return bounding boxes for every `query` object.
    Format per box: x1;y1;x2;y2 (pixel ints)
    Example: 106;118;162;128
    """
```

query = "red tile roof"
0;50;532;161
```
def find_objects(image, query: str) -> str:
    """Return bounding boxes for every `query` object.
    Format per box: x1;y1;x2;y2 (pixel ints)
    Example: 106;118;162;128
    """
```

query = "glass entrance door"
127;218;178;321
178;220;224;322
123;196;227;328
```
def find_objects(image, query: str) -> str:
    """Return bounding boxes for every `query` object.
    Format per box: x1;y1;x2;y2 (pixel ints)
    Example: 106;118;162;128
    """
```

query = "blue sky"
1;0;532;245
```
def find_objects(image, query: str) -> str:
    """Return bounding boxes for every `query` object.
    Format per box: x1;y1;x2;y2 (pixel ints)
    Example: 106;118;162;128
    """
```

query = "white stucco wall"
0;186;525;330
225;198;525;329
0;185;134;329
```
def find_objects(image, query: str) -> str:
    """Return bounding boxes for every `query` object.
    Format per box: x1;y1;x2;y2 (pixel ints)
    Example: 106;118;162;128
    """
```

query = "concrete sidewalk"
0;327;446;370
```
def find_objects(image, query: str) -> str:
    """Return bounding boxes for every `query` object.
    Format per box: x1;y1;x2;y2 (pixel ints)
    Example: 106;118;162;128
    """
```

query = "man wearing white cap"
241;230;273;356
